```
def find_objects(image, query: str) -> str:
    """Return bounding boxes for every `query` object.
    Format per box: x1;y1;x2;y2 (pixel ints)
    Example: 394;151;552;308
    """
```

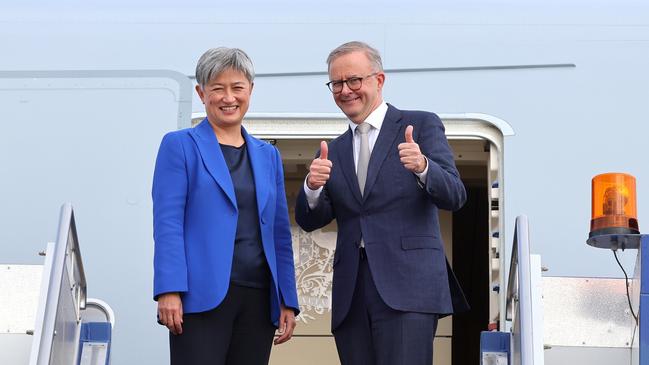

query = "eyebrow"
332;75;363;81
210;81;248;87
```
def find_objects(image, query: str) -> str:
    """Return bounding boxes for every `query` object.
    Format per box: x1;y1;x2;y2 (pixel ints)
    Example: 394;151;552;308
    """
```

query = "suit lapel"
363;104;402;201
189;118;237;209
242;127;270;216
336;128;363;204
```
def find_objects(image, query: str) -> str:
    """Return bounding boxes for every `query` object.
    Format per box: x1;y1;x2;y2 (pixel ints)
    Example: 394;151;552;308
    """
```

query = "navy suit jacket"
295;104;469;331
152;119;299;326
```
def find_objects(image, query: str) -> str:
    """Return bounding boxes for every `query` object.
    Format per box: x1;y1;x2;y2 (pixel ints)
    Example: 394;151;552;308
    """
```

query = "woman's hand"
158;292;183;335
274;304;297;345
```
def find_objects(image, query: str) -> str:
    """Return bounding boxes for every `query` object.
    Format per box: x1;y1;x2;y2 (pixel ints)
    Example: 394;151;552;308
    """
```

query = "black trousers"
333;249;439;365
170;285;276;365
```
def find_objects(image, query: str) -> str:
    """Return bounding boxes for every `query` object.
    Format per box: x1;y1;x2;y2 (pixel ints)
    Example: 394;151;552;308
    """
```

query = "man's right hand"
158;292;183;335
306;141;332;190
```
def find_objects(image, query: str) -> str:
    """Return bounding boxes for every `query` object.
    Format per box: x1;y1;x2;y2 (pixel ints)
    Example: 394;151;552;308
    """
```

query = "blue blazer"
296;104;468;331
152;119;299;325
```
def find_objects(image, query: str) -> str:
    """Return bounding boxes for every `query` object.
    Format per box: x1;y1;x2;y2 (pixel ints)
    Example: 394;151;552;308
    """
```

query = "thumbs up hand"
398;125;427;173
307;141;333;190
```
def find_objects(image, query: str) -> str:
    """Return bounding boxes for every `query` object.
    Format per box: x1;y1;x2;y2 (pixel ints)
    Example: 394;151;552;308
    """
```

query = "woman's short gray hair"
195;47;255;87
326;41;383;72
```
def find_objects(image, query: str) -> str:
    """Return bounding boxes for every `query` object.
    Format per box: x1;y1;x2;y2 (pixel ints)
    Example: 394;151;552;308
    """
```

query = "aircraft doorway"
191;113;510;365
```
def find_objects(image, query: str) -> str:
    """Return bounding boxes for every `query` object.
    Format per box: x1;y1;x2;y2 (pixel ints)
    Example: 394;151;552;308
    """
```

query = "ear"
375;72;386;90
249;82;254;94
195;84;205;102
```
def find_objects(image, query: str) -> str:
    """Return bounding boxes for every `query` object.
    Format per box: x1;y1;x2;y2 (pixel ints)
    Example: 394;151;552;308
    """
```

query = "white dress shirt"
304;102;428;209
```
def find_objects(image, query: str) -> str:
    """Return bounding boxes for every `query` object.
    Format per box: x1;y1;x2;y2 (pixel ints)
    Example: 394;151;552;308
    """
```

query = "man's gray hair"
195;47;255;87
326;41;383;72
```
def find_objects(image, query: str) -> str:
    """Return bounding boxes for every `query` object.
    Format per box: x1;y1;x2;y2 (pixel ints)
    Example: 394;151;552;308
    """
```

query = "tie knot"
356;122;371;135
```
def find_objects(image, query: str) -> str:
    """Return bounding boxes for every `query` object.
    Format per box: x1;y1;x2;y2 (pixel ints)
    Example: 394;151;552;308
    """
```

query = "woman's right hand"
158;293;183;335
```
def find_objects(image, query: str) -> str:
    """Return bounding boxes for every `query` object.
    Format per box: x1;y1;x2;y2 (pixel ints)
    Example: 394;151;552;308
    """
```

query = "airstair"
0;203;114;365
482;215;645;365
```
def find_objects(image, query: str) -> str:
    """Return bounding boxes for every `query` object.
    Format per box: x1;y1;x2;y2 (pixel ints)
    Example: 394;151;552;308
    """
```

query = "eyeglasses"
326;73;378;93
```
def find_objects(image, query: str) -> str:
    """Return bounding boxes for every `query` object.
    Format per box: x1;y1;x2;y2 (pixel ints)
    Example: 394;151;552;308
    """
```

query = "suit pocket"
401;236;439;250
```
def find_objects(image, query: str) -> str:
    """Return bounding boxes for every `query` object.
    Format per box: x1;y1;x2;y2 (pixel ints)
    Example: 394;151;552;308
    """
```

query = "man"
295;41;468;365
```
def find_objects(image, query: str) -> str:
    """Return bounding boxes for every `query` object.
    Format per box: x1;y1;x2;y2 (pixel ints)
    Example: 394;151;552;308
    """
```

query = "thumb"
320;141;329;160
405;125;414;143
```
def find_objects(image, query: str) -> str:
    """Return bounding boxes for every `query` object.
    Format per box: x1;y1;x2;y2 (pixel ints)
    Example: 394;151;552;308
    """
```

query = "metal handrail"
29;203;87;365
505;215;535;365
505;217;521;322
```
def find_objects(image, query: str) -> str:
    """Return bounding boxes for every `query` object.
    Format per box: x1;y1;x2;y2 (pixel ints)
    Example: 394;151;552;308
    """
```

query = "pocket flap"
401;236;438;250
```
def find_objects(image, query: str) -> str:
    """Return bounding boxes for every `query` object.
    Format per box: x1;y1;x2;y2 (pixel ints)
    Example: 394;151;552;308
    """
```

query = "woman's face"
196;68;253;128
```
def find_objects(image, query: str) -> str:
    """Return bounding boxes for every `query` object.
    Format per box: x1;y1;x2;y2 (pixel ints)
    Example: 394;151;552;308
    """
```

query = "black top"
220;142;270;288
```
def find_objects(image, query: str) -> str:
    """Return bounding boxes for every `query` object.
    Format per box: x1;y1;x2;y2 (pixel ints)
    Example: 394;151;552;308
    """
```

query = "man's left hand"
274;304;297;345
398;125;427;173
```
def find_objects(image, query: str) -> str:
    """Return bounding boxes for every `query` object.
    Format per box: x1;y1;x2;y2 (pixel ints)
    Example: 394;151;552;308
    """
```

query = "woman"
152;47;299;365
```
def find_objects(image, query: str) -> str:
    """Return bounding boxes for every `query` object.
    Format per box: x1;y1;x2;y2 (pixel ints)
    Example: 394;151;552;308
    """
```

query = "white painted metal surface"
0;264;43;365
0;265;42;333
29;204;85;365
507;215;545;365
530;255;544;365
543;277;636;348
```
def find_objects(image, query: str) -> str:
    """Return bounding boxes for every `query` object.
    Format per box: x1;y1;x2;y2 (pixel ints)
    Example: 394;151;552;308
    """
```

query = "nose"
340;81;354;95
222;91;236;103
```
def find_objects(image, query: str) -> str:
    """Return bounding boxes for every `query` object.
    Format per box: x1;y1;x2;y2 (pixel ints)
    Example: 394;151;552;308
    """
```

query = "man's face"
328;51;384;124
195;68;253;128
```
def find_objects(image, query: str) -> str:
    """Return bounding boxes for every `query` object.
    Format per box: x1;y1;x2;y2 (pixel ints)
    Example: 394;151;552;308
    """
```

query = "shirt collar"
348;101;388;134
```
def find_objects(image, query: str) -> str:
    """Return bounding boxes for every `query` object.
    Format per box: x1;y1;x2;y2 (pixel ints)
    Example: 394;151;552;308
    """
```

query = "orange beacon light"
587;173;640;250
